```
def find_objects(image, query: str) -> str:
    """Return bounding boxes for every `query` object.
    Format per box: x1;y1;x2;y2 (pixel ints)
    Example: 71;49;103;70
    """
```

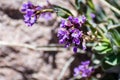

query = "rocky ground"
0;0;76;80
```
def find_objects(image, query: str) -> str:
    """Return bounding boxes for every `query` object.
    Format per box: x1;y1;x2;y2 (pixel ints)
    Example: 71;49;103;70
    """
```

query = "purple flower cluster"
74;61;94;78
21;1;52;26
57;16;87;53
21;2;39;26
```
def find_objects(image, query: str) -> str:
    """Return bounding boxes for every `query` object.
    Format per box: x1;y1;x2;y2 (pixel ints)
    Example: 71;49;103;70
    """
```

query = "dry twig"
57;57;75;80
0;41;85;53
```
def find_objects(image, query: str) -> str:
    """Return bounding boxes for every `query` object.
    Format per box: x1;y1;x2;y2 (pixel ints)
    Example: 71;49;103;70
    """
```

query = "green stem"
41;9;54;12
87;21;105;38
36;8;72;16
87;21;109;43
108;24;120;30
61;9;73;16
100;0;120;15
96;26;110;43
36;9;54;14
96;26;105;39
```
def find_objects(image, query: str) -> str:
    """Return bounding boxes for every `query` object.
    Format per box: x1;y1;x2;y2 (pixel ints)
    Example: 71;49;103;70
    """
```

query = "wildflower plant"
74;61;94;78
20;0;120;80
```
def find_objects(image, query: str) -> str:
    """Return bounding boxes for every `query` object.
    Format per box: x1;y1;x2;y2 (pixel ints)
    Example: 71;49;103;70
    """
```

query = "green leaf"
106;0;120;18
108;29;120;46
102;53;120;70
112;45;120;54
93;45;108;51
87;0;95;10
53;5;73;18
104;54;120;66
101;42;109;46
75;0;87;13
75;0;84;9
101;48;112;54
93;42;112;54
95;6;106;22
105;58;117;66
86;7;95;21
108;24;120;30
106;0;120;9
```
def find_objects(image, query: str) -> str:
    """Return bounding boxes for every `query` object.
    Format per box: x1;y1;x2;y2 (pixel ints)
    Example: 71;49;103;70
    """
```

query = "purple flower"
60;20;66;28
21;1;52;26
57;16;87;53
21;2;39;26
24;15;37;26
71;29;82;38
21;2;33;12
73;46;78;53
81;60;90;65
90;13;96;19
23;9;37;26
74;61;94;77
57;28;69;44
80;15;87;23
71;29;82;45
40;12;52;20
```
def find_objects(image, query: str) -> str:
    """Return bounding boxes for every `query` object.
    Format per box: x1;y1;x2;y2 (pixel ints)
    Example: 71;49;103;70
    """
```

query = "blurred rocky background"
0;0;76;80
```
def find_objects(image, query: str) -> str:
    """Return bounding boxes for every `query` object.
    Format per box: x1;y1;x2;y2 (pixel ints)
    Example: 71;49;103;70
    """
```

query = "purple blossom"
74;61;94;77
60;20;66;28
73;46;78;53
57;28;69;44
57;16;87;53
21;1;52;26
24;15;37;26
90;13;96;19
80;15;87;23
71;29;82;45
40;12;52;20
21;2;33;12
21;2;39;26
